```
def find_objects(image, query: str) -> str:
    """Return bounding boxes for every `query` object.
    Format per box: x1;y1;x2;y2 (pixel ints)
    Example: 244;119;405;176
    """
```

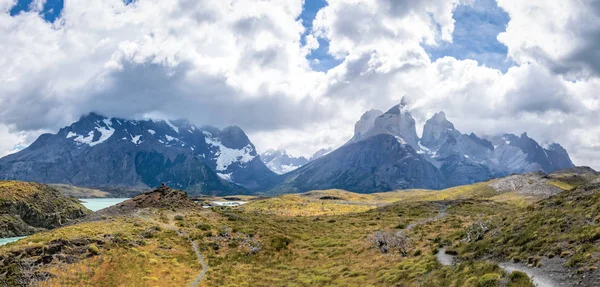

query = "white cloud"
1;0;600;170
497;0;600;77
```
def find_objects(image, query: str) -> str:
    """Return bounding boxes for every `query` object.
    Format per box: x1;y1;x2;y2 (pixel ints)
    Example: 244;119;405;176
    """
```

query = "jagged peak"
425;111;455;129
384;97;411;115
546;142;566;151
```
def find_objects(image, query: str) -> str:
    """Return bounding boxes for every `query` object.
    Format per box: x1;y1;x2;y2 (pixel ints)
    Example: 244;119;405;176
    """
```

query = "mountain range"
0;101;575;195
273;100;574;193
0;113;278;195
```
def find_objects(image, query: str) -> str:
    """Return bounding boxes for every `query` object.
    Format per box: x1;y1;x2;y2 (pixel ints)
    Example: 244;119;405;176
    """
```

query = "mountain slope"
0;113;278;195
274;134;446;193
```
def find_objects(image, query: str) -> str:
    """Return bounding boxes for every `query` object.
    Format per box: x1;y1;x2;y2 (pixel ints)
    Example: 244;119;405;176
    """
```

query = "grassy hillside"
0;181;92;237
1;172;597;286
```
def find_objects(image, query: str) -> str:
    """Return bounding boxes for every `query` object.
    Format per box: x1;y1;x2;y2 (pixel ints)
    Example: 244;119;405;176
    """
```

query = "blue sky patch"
425;0;513;72
10;0;63;22
299;0;343;72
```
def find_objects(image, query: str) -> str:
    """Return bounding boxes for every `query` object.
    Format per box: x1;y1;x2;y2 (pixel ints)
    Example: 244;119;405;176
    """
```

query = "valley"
1;168;598;286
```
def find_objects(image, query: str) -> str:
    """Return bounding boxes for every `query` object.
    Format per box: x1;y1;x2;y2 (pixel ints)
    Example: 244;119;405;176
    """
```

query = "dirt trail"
430;214;567;287
135;211;208;287
406;203;448;231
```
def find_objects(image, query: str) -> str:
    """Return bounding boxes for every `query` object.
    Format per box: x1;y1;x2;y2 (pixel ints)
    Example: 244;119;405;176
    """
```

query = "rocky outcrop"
96;185;198;215
0;181;91;238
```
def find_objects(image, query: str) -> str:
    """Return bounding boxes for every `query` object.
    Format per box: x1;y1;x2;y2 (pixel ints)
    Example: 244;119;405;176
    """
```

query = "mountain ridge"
275;100;575;193
0;113;278;195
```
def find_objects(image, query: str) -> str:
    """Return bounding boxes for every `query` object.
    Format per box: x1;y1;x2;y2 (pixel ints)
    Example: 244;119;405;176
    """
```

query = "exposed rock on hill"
96;185;197;215
0;181;91;237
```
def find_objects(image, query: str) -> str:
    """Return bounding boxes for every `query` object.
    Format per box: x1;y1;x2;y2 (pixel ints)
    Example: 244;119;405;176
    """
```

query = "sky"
1;0;600;169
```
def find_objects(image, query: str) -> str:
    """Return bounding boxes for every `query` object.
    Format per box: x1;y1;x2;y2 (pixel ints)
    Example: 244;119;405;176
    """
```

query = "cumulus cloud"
2;0;600;170
497;0;600;78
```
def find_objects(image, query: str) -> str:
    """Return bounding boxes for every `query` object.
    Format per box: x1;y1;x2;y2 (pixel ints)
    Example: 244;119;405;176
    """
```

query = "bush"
88;244;99;255
477;273;500;287
509;271;533;286
174;215;184;221
271;236;292;251
370;230;413;256
197;223;212;231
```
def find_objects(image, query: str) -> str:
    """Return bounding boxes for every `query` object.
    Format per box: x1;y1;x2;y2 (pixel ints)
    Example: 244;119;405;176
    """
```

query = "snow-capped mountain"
260;149;309;174
275;100;575;194
0;113;278;195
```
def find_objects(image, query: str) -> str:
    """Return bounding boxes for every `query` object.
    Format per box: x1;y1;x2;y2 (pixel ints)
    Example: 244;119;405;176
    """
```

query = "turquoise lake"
1;198;129;246
80;198;129;211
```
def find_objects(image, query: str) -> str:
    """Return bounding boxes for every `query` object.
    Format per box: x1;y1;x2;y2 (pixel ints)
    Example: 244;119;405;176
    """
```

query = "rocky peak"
421;111;458;149
544;143;575;170
352;109;384;140
357;101;419;148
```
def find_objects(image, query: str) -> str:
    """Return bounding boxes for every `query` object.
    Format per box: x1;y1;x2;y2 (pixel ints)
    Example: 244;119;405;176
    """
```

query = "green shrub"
477;273;500;287
508;271;533;286
271;236;292;251
197;223;212;231
174;215;184;221
88;244;99;255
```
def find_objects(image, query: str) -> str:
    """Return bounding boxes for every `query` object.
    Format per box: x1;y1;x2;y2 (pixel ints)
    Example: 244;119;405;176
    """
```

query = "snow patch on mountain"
73;131;95;145
92;125;115;146
166;120;179;133
165;135;178;142
68;122;115;147
131;135;142;145
205;136;255;171
147;129;156;135
217;172;233;182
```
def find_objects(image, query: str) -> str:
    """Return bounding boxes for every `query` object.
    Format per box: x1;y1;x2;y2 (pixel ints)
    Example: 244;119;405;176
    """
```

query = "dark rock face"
421;111;459;149
275;134;446;194
0;113;278;195
545;143;575;171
